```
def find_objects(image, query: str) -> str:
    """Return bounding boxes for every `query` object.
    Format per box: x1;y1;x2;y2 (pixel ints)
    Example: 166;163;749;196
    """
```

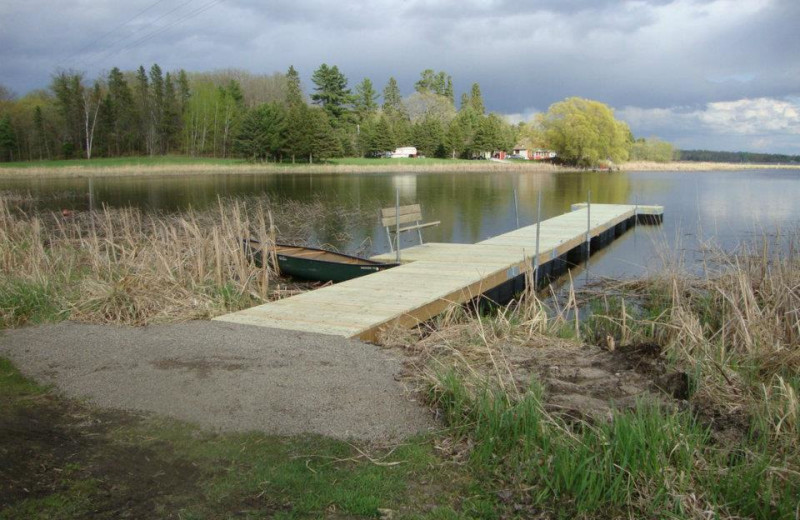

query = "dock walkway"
214;203;663;341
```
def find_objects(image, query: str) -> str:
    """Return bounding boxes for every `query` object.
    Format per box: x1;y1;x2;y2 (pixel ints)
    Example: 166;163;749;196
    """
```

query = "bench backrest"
380;204;422;227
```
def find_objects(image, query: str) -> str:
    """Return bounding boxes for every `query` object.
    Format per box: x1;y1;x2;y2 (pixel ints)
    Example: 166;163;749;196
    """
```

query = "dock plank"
214;203;663;340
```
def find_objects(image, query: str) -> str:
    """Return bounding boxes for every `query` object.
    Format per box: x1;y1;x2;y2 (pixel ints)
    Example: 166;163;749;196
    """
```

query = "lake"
2;169;798;282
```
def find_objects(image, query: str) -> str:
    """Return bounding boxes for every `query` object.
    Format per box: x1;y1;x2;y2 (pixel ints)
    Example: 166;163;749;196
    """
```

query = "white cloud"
619;97;800;152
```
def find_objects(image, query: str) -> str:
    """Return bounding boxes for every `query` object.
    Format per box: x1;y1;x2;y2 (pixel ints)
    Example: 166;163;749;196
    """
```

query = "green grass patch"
0;357;471;519
0;155;245;169
0;278;67;328
326;157;475;166
430;369;799;518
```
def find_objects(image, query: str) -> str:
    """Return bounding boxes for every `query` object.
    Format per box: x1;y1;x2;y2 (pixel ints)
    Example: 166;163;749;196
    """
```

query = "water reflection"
2;169;798;280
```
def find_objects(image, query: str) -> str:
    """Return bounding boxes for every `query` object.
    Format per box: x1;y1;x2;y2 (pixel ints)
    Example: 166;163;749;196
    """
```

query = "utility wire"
80;0;223;71
74;0;199;70
64;0;172;64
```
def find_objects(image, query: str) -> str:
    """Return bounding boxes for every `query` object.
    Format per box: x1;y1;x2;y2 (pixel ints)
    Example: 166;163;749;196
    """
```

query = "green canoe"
242;239;399;283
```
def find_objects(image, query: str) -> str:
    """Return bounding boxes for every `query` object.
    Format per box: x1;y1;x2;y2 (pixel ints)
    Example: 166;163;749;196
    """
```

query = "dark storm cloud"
0;0;798;152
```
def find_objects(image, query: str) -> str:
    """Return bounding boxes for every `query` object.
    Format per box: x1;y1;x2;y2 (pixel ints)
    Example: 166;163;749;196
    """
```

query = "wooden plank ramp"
214;203;663;342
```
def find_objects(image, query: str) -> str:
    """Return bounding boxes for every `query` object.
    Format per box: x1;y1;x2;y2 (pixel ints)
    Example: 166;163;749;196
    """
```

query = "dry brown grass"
0;160;561;178
0;194;379;326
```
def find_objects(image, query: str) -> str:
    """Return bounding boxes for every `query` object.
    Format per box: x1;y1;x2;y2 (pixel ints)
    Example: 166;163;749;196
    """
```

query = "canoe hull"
276;253;395;283
243;240;398;283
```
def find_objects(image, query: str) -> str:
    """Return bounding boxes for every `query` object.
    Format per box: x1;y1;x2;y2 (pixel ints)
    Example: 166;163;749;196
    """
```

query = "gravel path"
0;321;433;441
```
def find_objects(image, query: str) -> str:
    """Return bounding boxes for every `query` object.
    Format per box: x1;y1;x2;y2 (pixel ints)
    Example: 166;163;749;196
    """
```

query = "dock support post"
513;188;520;229
535;191;541;285
586;190;591;257
395;189;401;263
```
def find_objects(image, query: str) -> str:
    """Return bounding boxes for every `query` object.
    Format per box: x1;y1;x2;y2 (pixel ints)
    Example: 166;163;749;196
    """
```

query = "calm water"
3;169;798;281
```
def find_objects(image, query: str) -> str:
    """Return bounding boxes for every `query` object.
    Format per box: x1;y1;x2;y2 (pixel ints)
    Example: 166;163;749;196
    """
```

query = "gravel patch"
0;321;433;441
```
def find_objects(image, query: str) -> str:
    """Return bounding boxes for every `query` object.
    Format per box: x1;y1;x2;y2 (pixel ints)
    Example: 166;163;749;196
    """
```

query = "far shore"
1;157;798;178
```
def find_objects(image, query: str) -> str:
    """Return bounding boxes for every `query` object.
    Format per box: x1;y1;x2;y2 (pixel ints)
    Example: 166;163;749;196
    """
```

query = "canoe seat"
381;203;440;252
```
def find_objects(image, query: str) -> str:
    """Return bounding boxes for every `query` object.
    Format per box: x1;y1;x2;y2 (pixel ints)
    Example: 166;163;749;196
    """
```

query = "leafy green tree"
310;64;352;123
234;102;286;161
629;137;676;162
539;97;631;166
404;91;456;125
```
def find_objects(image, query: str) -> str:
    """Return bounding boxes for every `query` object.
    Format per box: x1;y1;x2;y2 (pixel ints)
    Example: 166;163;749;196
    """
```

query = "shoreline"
0;159;798;178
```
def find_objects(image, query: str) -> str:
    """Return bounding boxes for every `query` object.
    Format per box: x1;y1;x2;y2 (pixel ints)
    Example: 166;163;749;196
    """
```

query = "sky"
1;0;799;154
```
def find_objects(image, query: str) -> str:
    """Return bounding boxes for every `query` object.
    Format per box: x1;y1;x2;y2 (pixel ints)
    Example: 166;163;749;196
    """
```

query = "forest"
678;149;800;164
0;64;662;166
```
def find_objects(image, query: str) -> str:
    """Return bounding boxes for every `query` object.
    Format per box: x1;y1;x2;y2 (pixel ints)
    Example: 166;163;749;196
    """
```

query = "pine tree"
134;66;152;154
285;65;303;108
0;115;16;161
353;78;378;122
106;67;137;155
149;64;165;153
234;102;286;161
469;83;485;115
310;64;352;123
382;77;404;115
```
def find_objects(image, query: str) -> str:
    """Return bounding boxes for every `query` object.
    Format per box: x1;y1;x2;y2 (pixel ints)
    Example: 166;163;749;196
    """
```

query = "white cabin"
391;146;417;158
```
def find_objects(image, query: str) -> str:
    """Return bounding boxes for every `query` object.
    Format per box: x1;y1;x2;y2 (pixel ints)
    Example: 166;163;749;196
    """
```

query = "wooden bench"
381;204;440;252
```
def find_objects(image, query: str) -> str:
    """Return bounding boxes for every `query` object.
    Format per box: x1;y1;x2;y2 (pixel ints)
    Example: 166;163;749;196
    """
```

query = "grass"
0;194;381;326
0;154;562;178
0;155;246;169
3;191;798;517
386;233;800;518
0;357;471;519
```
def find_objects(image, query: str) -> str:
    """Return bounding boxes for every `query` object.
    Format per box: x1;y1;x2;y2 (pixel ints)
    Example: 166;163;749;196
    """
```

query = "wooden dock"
213;203;663;341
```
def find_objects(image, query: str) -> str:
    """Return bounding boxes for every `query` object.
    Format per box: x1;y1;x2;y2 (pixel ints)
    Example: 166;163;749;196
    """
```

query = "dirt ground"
0;394;207;518
0;321;434;441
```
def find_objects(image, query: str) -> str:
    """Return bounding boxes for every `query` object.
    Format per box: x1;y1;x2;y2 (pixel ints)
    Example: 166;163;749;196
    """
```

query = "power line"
64;0;172;64
74;0;199;70
80;0;224;72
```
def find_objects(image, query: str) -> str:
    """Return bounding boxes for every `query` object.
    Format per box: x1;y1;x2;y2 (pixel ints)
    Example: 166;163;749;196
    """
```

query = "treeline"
0;65;525;163
679;149;800;164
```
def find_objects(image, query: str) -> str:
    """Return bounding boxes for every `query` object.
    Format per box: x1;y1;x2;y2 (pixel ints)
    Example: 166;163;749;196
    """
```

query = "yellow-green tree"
539;97;631;167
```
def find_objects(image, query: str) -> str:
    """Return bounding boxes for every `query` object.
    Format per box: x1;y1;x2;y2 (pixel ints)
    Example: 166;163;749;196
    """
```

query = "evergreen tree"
353;78;378;122
445;77;454;104
0;115;16;161
305;107;342;162
234;102;286;161
382;77;404;115
106;67;137;155
51;71;85;157
285;65;303;108
460;93;469;111
469;83;485;115
162;73;180;152
177;69;191;113
412;116;445;157
310;64;352;123
149;64;165;153
134;66;152;154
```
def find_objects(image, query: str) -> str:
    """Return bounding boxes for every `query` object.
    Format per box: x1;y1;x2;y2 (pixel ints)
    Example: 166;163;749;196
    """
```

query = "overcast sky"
1;0;798;153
